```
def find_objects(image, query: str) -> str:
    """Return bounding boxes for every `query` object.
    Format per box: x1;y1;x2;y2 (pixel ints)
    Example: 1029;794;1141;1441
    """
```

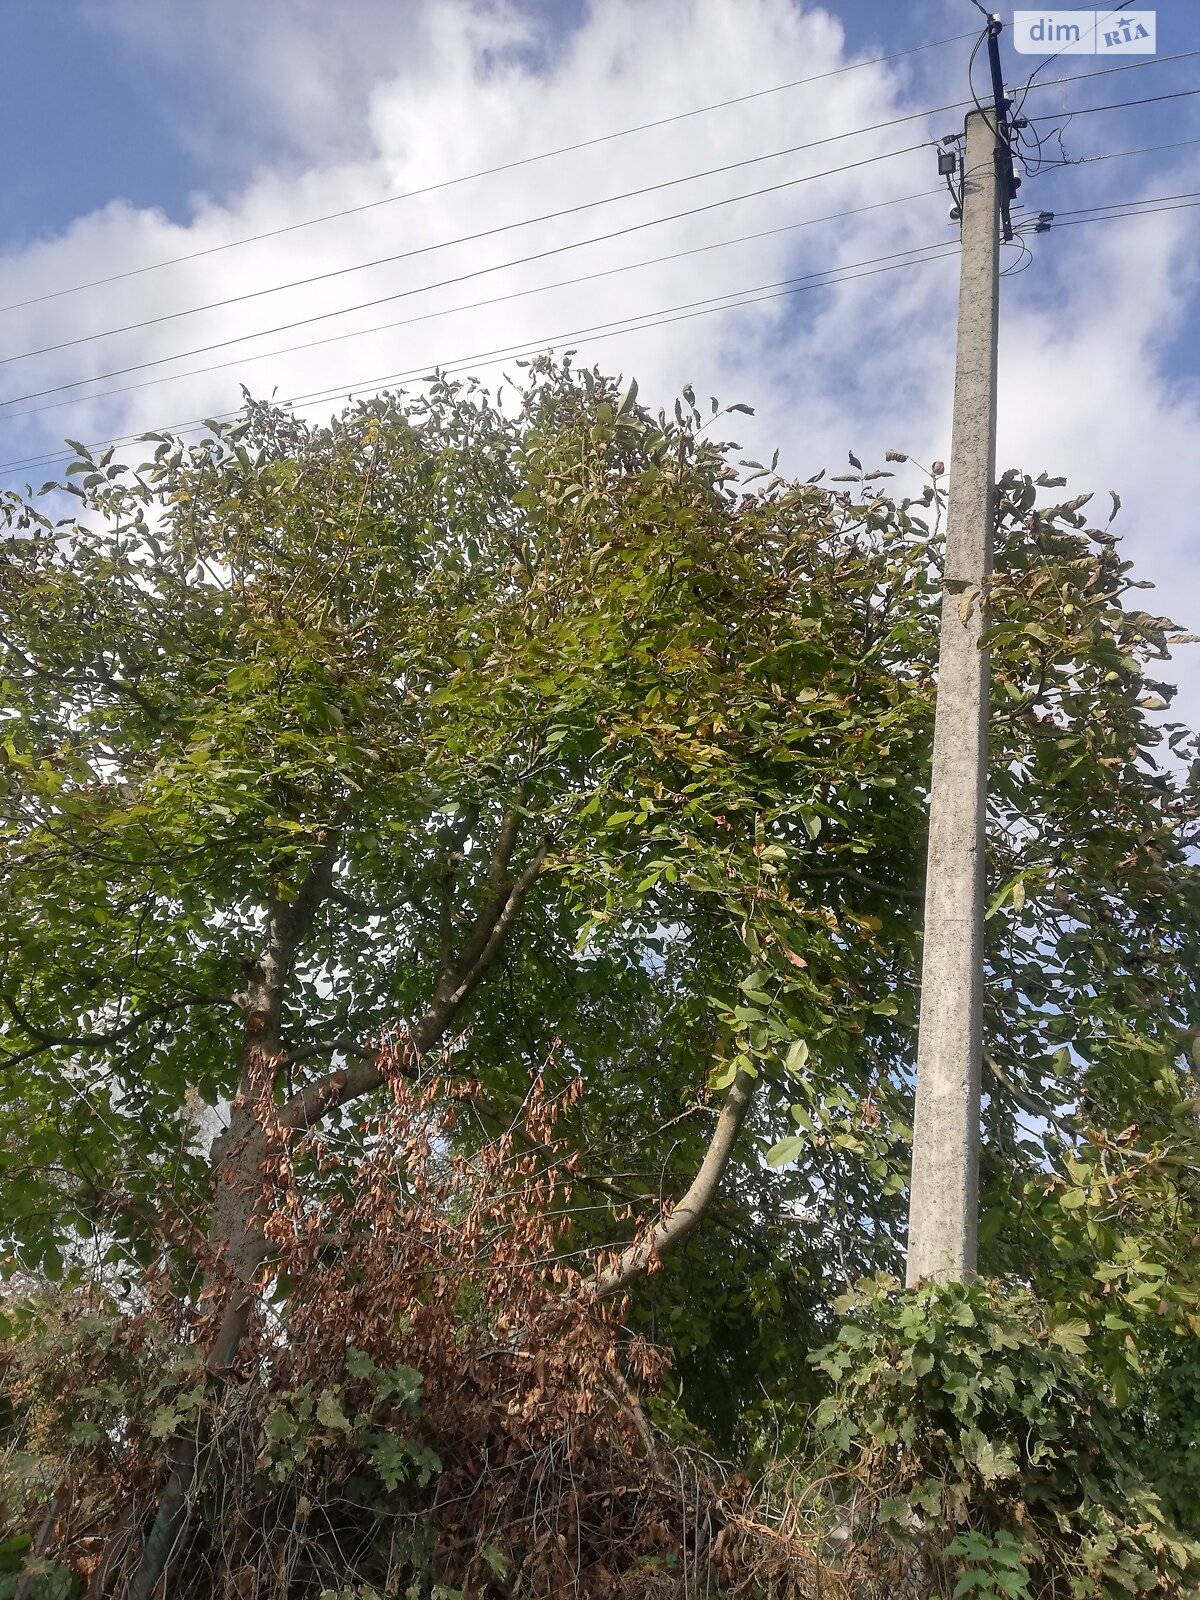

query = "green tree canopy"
2;360;1199;1595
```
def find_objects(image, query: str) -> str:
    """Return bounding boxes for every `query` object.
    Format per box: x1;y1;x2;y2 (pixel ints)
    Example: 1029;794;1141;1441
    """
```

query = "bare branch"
0;991;231;1071
278;1038;376;1069
580;1066;758;1302
984;1047;1079;1136
328;804;480;923
801;863;922;904
329;884;421;917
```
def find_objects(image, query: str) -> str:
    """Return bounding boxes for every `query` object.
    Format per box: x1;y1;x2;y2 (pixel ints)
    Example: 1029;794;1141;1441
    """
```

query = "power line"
262;203;1190;427
0;245;963;479
9;156;1200;460
1;189;946;426
1034;198;1200;231
1010;2;1135;119
1;112;975;371
1029;85;1200;124
2;63;1194;474
1048;188;1200;219
0;29;977;318
7;83;1197;417
6;49;1194;374
0;144;938;409
265;242;965;409
1026;135;1200;176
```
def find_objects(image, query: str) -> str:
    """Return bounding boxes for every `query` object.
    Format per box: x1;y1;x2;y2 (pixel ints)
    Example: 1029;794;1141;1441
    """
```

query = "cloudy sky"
2;0;1197;710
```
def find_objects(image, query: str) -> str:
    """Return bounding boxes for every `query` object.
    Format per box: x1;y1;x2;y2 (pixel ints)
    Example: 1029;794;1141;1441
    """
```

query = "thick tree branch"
580;1065;758;1302
466;1095;778;1266
280;831;548;1130
329;884;421;917
5;637;165;722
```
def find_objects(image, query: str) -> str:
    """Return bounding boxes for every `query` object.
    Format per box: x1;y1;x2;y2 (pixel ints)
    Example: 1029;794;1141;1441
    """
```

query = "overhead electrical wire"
7;165;1196;483
0;53;1195;476
237;241;966;408
1010;1;1135;119
0;116;977;370
1025;198;1200;231
0;244;965;478
1047;188;1200;218
0;184;1192;482
0;28;978;317
4;133;1184;431
1026;134;1200;176
0;144;940;409
1028;85;1200;123
0;188;947;426
3;46;1194;376
1000;235;1035;276
2;77;1195;421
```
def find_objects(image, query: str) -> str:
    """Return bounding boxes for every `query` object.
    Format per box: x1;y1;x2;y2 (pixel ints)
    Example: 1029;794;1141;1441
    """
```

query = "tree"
2;360;1198;1596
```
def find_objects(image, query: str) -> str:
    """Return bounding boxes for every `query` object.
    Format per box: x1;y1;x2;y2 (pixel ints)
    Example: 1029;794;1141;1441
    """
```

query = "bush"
810;1276;1200;1597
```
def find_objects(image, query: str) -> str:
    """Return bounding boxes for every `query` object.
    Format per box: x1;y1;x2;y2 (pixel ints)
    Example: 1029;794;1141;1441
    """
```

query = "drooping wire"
0;142;939;413
0;27;979;319
0;188;947;427
1011;105;1055;177
1011;2;1134;122
1025;134;1200;177
0;245;964;479
1007;41;1196;179
966;24;995;127
1000;234;1035;275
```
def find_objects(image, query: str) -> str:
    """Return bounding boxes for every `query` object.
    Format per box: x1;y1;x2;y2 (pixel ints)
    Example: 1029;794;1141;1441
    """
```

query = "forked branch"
281;828;548;1130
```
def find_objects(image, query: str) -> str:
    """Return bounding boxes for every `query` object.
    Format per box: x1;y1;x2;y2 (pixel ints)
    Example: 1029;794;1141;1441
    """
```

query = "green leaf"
1048;1318;1090;1355
765;1135;805;1168
785;1039;810;1073
264;1407;298;1442
315;1390;351;1432
149;1404;179;1440
972;1435;1020;1482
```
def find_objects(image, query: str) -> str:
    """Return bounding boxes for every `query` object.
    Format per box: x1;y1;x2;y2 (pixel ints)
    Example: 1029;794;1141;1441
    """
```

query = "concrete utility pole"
905;104;1002;1288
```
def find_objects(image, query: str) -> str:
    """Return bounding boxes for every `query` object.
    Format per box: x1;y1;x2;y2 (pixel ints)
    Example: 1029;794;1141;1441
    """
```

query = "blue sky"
7;2;1193;238
1;0;1197;707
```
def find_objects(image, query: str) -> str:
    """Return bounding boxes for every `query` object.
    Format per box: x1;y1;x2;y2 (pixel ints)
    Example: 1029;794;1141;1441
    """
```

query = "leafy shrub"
810;1276;1200;1597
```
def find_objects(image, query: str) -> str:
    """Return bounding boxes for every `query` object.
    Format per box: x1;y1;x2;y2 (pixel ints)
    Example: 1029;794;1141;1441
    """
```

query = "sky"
1;0;1197;715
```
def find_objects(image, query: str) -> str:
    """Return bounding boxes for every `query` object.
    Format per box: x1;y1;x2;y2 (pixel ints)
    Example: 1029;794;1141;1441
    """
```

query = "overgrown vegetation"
1;359;1198;1596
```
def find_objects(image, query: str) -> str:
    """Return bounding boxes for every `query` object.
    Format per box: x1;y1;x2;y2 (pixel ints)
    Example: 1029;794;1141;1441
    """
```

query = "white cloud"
2;0;1197;714
997;195;1200;708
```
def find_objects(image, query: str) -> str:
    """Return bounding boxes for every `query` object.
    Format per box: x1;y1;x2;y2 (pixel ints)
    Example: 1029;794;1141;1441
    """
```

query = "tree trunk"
125;857;330;1600
121;825;548;1598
